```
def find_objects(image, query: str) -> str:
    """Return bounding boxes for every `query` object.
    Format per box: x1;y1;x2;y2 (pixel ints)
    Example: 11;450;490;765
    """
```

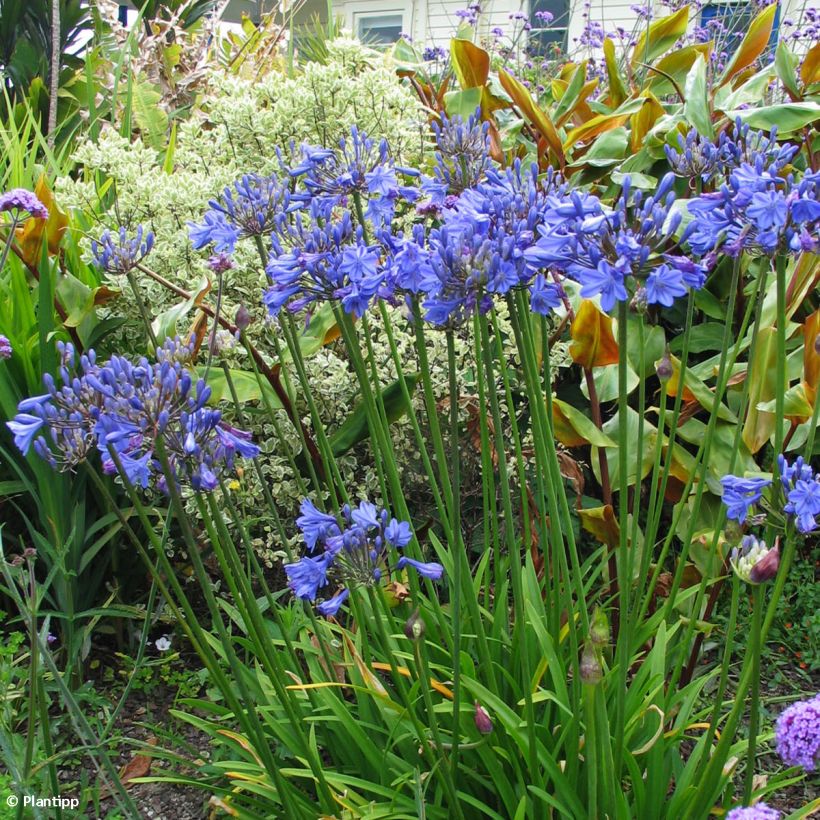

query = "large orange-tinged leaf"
630;7;690;70
552;61;587;125
569;299;619;368
804;308;820;389
742;326;777;453
564;111;632;151
450;38;490;88
14;176;68;266
603;38;628;107
719;3;778;86
498;68;565;165
630;91;665;152
801;41;820;86
786;252;820;319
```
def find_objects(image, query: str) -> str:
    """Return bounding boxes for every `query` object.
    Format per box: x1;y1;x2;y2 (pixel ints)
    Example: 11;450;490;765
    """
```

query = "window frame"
346;2;411;46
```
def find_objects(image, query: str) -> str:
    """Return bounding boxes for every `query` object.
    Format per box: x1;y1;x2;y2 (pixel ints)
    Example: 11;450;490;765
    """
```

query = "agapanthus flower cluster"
6;337;259;493
289;126;419;225
729;534;780;584
385;161;565;325
91;225;155;275
720;475;771;523
778;455;820;533
725;805;781;820
189;173;298;254
524;173;706;312
0;188;48;220
419;112;492;207
264;200;388;318
687;157;819;257
775;693;820;772
284;498;443;616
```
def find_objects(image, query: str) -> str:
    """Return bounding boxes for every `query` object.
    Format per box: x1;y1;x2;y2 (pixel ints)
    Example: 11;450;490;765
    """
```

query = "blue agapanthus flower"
284;498;442;616
524;173;705;312
720;474;772;523
779;455;820;533
6;338;258;493
188;173;300;254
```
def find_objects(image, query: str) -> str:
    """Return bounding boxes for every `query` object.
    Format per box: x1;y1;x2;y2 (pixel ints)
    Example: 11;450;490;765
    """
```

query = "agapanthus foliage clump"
775;693;820;772
7;337;259;493
284;498;443;615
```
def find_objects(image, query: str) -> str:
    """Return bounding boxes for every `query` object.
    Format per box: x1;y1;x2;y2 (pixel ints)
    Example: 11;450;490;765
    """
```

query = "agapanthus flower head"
264;201;387;319
189;173;296;254
0;335;11;360
91;225;154;275
420;110;492;204
720;474;771;523
0;188;48;219
284;497;443;615
525;173;706;312
665;128;723;184
6;337;258;493
779;455;820;533
775;693;820;772
730;534;780;584
725;804;781;820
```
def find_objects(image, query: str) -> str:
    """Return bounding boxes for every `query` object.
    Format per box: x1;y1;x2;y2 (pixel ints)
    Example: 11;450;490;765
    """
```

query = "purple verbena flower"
775;694;820;771
0;188;48;219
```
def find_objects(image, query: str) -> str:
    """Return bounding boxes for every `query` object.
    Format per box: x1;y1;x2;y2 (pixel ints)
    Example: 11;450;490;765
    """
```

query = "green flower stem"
774;255;787;459
478;311;539;783
124;268;159;350
743;584;764;803
446;328;464;778
613;299;630;779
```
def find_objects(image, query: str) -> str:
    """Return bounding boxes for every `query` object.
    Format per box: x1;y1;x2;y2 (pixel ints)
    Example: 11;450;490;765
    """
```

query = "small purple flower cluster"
725;804;781;820
0;335;11;360
7;338;259;493
779;455;820;533
775;693;820;771
91;225;155;275
0;188;48;220
284;498;443;615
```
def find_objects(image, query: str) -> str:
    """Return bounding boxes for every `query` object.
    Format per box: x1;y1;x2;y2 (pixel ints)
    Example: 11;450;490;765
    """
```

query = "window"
529;0;571;52
700;1;780;55
354;11;406;45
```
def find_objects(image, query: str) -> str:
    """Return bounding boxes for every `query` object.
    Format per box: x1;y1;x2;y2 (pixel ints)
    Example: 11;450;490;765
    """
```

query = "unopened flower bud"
630;286;648;314
23;547;37;559
234;304;252;331
730;535;780;584
474;701;493;734
590;607;609;647
580;643;603;685
404;608;425;642
656;350;673;382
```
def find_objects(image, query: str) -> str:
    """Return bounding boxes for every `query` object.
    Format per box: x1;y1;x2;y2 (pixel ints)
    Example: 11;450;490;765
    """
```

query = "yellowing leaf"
719;3;778;86
579;505;620;549
564;111;632;151
631;7;690;69
603;38;627;107
742;326;777;453
450;38;490;89
801;41;820;86
14;176;68;266
552;397;616;448
630;92;665;152
804;308;820;389
569;300;619;369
